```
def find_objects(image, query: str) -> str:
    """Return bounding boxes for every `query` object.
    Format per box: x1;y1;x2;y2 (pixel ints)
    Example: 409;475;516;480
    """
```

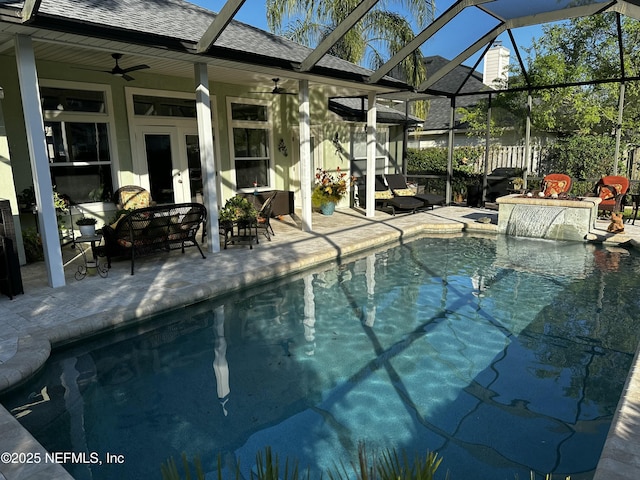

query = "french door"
136;126;203;205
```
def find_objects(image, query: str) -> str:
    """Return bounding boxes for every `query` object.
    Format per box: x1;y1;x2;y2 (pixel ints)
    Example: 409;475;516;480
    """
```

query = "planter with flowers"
312;167;354;215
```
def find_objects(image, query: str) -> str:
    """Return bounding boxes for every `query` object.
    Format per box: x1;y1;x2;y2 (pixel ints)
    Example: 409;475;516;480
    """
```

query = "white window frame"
40;79;117;205
125;87;220;192
226;96;274;192
351;125;390;174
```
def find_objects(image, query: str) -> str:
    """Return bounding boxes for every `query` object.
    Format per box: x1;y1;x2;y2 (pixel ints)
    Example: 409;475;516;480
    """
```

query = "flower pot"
320;201;336;215
79;224;96;237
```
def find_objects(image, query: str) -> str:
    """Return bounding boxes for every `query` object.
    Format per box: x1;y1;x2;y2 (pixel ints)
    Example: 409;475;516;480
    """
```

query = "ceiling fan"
250;78;297;95
105;53;150;81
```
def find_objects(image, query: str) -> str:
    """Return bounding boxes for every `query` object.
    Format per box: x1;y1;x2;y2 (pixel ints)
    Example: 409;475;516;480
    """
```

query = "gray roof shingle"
422;56;492;130
33;0;407;87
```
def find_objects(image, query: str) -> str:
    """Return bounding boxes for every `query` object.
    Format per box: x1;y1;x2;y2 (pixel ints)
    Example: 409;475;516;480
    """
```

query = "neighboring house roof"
16;0;408;90
329;97;422;125
422;56;492;131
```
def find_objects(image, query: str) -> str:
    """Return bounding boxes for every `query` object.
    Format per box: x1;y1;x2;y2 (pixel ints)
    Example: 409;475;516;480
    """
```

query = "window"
350;129;389;177
133;95;197;117
229;100;271;189
41;86;114;203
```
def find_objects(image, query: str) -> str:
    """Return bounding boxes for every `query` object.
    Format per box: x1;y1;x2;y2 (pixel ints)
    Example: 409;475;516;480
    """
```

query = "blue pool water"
3;235;640;480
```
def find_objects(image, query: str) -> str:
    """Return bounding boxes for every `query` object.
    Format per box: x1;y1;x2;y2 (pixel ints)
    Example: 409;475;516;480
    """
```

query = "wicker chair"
257;192;277;241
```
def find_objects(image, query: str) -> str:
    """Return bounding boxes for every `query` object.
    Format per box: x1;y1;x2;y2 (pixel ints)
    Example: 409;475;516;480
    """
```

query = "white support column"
524;92;532;188
366;93;377;218
298;79;312;232
194;63;220;252
15;34;65;287
446;97;455;205
614;81;625;176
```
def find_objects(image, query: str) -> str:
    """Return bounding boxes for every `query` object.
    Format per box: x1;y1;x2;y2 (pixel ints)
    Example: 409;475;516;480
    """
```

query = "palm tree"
266;0;435;99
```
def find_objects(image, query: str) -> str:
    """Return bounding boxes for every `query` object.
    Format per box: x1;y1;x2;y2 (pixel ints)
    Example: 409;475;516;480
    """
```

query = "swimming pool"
2;234;639;479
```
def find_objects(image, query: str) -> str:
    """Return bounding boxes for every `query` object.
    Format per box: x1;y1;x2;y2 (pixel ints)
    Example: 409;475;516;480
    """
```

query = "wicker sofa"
102;203;207;275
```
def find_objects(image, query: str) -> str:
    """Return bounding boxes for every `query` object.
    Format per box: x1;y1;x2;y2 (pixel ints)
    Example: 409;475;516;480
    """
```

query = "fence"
467;145;543;175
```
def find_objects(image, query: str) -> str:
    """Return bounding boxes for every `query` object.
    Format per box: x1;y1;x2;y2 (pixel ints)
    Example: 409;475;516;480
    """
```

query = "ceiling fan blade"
122;73;135;81
122;64;150;74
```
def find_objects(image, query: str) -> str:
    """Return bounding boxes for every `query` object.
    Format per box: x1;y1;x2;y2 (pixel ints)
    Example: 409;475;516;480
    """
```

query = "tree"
470;14;640;138
265;0;436;116
458;13;640;177
521;13;640;140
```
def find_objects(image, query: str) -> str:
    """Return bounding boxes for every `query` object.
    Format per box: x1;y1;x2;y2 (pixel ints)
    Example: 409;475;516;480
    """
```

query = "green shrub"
22;228;43;263
540;135;617;179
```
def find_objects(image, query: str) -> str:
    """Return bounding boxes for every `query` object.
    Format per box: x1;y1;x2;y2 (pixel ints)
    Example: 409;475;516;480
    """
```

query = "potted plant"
76;216;98;237
311;167;354;215
511;177;524;191
219;196;257;225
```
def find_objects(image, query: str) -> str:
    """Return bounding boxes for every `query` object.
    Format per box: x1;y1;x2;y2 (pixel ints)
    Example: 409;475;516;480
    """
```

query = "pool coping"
0;209;639;480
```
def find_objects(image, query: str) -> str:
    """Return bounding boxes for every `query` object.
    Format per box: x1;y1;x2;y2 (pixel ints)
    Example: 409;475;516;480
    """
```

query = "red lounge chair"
595;175;629;213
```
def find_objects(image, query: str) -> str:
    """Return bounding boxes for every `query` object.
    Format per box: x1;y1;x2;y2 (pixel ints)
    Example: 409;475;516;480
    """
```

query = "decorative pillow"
599;184;622;201
374;189;394;200
393;188;415;197
544;180;567;196
120;191;150;210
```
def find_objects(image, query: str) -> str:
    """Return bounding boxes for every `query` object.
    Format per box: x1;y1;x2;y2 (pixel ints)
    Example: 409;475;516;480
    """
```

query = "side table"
219;220;258;249
72;233;108;280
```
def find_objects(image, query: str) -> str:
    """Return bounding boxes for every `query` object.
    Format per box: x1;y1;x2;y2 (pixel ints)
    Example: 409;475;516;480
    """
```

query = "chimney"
483;41;510;87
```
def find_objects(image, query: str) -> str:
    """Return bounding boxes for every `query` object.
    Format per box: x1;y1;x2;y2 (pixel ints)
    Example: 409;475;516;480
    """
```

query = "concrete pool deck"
0;205;639;479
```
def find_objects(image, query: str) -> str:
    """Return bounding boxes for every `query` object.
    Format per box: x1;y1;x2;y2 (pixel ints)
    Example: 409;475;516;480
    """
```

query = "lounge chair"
542;173;572;197
594;175;629;213
358;175;423;215
384;173;445;209
257;192;276;241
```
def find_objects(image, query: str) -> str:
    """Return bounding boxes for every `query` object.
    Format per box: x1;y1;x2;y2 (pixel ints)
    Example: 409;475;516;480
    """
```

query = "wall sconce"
278;138;288;157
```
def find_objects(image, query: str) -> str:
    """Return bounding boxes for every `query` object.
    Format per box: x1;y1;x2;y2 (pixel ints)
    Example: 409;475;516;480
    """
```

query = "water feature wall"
497;194;601;241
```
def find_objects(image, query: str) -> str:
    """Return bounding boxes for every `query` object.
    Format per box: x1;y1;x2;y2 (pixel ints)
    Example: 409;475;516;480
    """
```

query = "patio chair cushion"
545;180;568;196
375;189;394;200
542;174;572;197
392;188;415;197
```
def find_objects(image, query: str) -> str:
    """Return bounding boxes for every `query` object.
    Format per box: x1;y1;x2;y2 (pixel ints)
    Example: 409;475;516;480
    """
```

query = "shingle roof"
329;97;422;125
31;0;408;88
422;56;491;130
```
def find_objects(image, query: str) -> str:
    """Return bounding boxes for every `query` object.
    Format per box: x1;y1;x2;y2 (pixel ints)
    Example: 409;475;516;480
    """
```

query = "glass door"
136;126;211;205
137;127;189;204
185;134;204;204
144;133;176;204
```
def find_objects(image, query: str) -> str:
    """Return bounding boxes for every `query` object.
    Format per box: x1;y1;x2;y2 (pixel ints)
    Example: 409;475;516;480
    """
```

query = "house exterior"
0;0;413;287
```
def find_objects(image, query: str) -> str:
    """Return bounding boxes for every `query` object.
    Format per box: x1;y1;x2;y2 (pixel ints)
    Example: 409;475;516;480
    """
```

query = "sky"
194;0;546;71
